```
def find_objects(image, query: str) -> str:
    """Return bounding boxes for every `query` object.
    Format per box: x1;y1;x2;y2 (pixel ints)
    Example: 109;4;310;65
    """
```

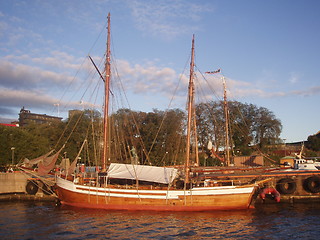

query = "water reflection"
1;202;320;239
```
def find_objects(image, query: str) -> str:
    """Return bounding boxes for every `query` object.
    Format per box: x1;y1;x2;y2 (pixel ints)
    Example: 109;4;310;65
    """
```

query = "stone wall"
0;172;28;193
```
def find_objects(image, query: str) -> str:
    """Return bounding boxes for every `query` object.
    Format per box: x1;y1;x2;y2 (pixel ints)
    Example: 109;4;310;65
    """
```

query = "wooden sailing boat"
55;13;257;211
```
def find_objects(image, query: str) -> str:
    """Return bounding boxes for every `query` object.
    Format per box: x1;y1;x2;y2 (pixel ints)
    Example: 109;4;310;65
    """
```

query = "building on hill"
19;107;62;127
68;109;83;119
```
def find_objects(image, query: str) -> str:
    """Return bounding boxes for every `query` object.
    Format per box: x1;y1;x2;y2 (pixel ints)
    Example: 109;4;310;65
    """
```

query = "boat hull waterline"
55;176;256;211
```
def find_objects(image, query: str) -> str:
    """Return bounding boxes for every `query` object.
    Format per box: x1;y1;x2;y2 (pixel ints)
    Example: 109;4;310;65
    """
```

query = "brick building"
18;107;62;127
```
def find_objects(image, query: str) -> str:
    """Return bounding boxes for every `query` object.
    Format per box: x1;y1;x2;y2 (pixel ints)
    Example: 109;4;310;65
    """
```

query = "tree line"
3;100;315;167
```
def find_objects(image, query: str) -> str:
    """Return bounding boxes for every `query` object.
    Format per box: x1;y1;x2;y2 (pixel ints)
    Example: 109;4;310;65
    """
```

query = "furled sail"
23;150;55;167
66;157;77;176
37;147;63;176
107;163;178;184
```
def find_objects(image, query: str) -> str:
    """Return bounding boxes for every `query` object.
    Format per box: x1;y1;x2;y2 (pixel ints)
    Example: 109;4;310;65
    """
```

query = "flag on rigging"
205;69;221;74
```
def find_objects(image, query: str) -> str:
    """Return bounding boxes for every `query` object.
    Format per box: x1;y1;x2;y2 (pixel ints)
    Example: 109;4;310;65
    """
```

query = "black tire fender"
276;178;296;194
26;180;39;195
304;176;320;193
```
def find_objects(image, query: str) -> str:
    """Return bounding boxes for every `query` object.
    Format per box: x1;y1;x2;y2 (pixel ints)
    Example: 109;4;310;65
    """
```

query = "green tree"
228;101;255;155
109;108;185;166
195;101;282;157
252;106;282;149
0;125;48;165
62;109;102;166
306;132;320;151
0;103;283;168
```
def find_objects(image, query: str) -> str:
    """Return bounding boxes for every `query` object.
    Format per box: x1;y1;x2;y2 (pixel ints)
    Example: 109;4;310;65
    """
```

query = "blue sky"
0;0;319;143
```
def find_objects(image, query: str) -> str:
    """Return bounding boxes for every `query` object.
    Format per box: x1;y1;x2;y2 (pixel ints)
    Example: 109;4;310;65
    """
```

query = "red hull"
55;182;255;212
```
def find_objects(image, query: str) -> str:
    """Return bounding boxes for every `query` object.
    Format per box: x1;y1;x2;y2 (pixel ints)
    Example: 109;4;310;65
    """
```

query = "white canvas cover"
107;163;178;184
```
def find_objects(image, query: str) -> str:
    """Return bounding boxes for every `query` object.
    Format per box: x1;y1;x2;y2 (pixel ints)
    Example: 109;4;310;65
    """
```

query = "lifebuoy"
303;176;320;193
259;187;280;202
26;180;38;195
276;178;296;194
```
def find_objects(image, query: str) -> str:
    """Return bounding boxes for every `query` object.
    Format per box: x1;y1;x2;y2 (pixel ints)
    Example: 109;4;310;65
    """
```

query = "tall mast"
185;34;195;184
102;13;111;171
193;107;199;166
223;76;230;166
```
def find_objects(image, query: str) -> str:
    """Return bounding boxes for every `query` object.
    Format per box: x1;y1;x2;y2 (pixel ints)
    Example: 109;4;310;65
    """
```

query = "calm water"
0;201;319;239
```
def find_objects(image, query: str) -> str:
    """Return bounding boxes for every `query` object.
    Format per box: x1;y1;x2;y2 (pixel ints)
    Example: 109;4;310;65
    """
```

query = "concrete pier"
0;172;56;202
0;172;29;194
0;193;56;202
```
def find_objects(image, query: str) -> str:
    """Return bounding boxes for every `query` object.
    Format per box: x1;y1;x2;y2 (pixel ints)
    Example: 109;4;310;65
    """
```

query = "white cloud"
0;88;59;108
31;51;83;71
3;50;84;70
291;86;320;97
114;60;311;103
289;72;300;84
115;59;179;94
128;0;212;39
0;59;74;90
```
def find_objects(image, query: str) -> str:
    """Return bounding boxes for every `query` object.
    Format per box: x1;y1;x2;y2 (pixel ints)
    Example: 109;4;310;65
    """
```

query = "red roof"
0;123;19;127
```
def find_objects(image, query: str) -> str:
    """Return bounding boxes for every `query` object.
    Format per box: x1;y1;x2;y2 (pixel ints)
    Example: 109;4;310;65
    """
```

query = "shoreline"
0;192;56;202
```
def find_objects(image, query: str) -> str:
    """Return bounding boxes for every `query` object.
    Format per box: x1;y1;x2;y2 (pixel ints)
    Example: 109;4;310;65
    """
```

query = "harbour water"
1;201;320;239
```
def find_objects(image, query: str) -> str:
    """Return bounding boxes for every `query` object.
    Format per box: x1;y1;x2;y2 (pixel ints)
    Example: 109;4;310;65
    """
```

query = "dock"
194;166;320;203
0;172;56;202
1;169;320;204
